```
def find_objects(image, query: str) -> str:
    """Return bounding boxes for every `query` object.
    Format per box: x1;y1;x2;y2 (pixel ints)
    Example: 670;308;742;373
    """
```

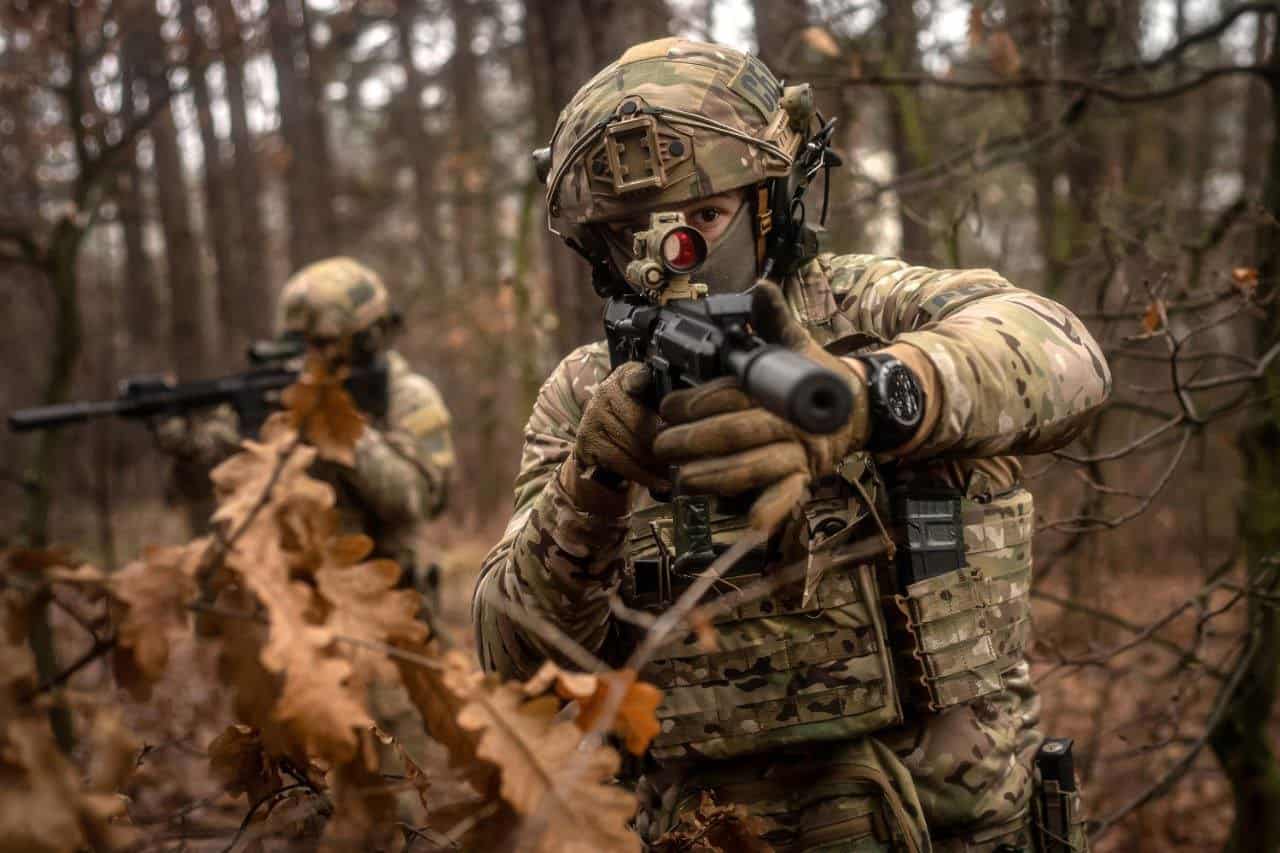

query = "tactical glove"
149;406;242;467
654;281;871;532
572;361;670;493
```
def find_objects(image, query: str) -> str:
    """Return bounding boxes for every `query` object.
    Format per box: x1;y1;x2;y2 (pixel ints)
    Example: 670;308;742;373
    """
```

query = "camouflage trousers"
636;664;1079;852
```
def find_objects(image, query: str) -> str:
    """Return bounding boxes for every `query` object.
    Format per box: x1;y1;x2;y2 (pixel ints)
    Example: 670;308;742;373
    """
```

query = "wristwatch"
854;352;925;452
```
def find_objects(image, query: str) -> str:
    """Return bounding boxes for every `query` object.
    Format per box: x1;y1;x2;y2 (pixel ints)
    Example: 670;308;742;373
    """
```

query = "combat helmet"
276;257;393;343
534;38;839;293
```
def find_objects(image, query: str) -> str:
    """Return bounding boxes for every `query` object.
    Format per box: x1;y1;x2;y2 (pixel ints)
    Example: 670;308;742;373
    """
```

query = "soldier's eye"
695;208;721;224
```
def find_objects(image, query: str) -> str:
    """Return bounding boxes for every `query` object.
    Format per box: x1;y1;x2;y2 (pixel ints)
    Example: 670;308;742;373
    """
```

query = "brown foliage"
0;363;660;850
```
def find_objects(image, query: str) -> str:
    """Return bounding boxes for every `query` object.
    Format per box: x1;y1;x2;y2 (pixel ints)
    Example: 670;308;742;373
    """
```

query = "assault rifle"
603;212;853;435
9;339;388;436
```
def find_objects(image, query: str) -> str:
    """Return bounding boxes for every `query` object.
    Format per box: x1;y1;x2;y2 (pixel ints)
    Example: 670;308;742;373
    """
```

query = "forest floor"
36;501;1253;852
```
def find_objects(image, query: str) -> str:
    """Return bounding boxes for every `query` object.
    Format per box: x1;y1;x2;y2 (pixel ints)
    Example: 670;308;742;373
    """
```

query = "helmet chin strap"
754;183;773;274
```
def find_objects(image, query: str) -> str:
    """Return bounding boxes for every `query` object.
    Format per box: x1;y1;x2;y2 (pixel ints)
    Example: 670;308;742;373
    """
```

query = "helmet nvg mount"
532;37;841;295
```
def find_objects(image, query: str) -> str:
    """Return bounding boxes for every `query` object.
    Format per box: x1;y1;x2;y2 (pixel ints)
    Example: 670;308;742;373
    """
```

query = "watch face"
883;365;923;427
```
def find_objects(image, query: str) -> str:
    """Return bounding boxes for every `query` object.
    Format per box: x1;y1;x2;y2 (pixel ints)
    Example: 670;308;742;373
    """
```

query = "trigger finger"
660;377;751;424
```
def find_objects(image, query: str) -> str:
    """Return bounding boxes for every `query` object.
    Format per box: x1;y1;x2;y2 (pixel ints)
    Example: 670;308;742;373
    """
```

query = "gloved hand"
148;405;242;466
654;281;870;532
151;415;198;457
572;362;669;492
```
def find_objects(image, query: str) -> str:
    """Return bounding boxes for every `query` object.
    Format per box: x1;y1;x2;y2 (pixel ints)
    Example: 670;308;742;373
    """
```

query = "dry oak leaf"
1232;266;1259;297
109;541;203;699
397;645;497;796
319;730;400;853
230;527;373;766
457;681;639;852
0;716;138;853
208;724;283;803
1142;300;1165;334
574;669;662;757
986;30;1022;77
281;357;365;466
650;791;774;853
524;662;663;756
85;707;142;795
316;556;428;680
800;26;840;59
210;433;333;536
372;726;431;813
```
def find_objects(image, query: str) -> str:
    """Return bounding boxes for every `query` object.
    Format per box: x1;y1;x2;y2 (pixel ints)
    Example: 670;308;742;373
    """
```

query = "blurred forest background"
3;0;1280;850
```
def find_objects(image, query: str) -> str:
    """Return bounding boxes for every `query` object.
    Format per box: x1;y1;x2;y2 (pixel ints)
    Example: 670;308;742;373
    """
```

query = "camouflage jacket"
164;350;455;570
474;254;1110;679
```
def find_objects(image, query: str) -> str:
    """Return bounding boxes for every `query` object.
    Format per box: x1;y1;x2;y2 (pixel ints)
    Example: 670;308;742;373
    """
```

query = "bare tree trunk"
1023;0;1063;294
394;0;442;285
447;0;486;293
137;1;208;378
298;0;341;251
884;0;932;263
523;0;670;352
117;24;158;363
267;0;324;270
1210;20;1280;851
751;0;808;71
181;0;239;362
217;0;271;343
1243;7;1272;191
1059;0;1110;264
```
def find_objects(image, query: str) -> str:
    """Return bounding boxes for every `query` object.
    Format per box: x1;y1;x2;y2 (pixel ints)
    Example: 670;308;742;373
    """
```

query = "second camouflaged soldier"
155;257;455;597
474;39;1109;851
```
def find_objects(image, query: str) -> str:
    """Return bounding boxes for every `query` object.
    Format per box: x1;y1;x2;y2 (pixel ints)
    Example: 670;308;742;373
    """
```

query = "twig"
23;633;117;699
1040;427;1193;533
1053;415;1185;463
218;783;308;853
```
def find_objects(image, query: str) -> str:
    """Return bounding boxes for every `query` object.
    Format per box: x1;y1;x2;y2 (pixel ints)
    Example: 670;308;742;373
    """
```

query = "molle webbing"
625;489;902;762
964;487;1034;671
889;488;1034;711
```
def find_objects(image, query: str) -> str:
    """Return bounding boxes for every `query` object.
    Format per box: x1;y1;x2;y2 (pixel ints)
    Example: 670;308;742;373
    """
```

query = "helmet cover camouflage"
276;257;391;339
546;38;808;233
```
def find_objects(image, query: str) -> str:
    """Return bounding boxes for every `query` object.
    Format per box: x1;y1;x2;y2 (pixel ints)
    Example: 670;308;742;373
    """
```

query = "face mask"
695;201;759;295
597;197;760;297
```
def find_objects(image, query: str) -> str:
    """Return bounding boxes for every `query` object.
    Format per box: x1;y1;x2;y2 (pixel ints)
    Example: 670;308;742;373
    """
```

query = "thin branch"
1032;590;1227;680
1040;427;1193;533
23;633;117;699
1102;3;1280;78
818;64;1277;102
1053;415;1185;464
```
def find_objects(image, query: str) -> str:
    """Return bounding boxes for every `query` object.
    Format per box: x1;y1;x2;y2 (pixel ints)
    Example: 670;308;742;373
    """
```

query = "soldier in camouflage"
154;256;455;597
474;38;1106;852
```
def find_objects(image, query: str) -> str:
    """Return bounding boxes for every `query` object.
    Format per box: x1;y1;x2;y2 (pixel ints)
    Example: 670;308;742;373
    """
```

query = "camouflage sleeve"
338;354;455;522
473;343;630;680
826;254;1111;457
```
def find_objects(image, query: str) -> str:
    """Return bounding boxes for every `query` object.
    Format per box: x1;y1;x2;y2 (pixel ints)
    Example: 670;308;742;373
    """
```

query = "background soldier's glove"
573;362;669;492
148;405;243;467
151;415;198;457
654;281;871;532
